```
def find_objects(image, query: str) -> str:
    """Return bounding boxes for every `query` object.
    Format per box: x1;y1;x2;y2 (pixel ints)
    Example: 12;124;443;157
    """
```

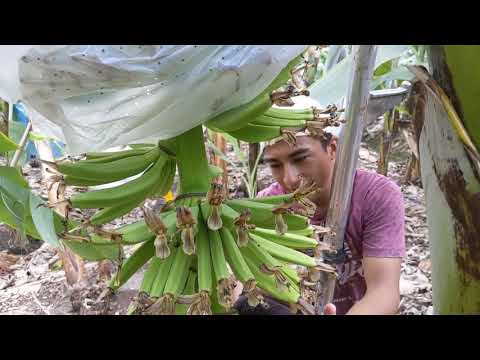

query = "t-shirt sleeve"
362;179;406;258
256;182;285;198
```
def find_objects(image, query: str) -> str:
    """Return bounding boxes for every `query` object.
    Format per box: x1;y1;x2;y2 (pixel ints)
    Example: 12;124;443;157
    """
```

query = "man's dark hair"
317;132;333;151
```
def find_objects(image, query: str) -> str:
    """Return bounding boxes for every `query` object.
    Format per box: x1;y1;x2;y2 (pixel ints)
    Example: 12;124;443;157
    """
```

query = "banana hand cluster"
225;105;346;144
50;145;176;226
104;180;335;315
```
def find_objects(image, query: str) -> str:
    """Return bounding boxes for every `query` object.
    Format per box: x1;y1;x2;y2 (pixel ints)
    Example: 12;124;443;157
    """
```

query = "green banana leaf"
371;66;415;90
309;45;410;106
443;45;480;150
0;167;36;239
0;166;67;244
325;45;346;73
0;131;18;152
29;192;60;247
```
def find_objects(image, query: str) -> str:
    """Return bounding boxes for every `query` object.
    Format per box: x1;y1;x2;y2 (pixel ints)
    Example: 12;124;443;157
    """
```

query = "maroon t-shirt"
257;169;406;314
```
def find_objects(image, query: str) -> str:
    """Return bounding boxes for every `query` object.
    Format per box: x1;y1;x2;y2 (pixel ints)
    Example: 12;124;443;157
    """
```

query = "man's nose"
283;164;301;192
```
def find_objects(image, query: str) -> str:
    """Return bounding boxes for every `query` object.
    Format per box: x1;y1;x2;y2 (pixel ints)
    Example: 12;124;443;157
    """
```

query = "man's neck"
311;193;330;220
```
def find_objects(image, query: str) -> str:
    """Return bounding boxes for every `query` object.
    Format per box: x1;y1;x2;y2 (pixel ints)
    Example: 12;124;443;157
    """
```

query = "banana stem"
174;125;211;194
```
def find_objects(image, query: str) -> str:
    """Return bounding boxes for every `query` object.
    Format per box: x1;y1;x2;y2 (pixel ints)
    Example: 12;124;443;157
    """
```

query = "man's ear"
327;136;338;160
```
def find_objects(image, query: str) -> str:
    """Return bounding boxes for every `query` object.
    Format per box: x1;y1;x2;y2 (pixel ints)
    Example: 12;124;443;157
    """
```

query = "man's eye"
293;155;308;163
270;163;281;169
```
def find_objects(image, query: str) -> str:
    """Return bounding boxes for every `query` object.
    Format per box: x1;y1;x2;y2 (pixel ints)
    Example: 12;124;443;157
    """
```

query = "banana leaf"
0;131;18;152
309;45;409;106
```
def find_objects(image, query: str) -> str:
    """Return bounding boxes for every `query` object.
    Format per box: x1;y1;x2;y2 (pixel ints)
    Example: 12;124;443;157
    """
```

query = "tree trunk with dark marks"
377;108;399;176
402;81;425;184
415;46;480;314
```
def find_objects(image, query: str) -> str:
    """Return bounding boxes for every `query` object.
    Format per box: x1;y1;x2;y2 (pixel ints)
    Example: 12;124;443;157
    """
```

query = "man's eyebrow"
263;147;311;163
263;157;280;164
288;148;311;158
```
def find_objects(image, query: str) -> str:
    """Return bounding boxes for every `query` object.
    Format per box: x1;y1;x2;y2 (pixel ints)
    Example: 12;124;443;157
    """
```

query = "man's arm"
326;176;405;315
346;257;401;315
348;175;405;315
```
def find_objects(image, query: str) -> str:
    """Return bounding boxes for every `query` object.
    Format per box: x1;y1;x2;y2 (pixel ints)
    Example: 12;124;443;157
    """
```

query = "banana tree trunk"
414;46;480;314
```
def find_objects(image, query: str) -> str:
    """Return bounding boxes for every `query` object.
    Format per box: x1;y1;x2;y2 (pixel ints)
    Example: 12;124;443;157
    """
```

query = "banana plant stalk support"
314;45;378;315
9;119;32;167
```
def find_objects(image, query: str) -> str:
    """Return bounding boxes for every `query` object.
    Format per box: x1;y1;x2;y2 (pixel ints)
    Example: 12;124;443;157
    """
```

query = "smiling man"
234;131;406;315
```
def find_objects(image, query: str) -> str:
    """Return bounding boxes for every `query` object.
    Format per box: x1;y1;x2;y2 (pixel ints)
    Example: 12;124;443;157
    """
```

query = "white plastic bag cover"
14;45;307;154
0;45;35;103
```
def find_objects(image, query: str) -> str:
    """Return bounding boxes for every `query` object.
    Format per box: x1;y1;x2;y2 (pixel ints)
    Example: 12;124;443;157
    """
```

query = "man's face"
263;135;337;205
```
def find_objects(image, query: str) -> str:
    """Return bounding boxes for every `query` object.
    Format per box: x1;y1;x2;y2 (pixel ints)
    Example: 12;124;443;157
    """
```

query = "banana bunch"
104;179;335;315
204;50;344;145
42;48;341;315
225;107;314;143
225;105;346;144
47;144;177;226
206;55;306;134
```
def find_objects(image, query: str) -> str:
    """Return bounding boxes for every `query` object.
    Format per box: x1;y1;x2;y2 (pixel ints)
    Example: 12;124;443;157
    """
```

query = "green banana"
219;227;254;283
82;148;150;164
151;159;176;198
175;271;197;315
242;247;299;304
227;123;282;142
117;210;176;245
150;246;178;298
280;262;301;284
108;241;154;291
209;227;237;309
163;244;193;297
249;233;316;267
246;235;283;269
224;199;309;230
206;54;304;132
250;227;317;249
250;115;306;128
244;236;293;293
208;229;231;283
140;257;165;295
288;226;315;237
84;148;149;160
57;146;161;181
64;175;115;187
210;274;229;314
264;106;314;119
89;197;145;226
196;212;213;294
70;155;167;209
244;194;294;206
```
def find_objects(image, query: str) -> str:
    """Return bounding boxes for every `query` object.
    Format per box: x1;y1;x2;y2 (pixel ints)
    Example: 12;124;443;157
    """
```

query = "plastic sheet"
11;45;307;154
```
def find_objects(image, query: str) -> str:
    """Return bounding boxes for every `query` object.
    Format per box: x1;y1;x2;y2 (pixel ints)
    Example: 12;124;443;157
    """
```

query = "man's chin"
307;192;323;206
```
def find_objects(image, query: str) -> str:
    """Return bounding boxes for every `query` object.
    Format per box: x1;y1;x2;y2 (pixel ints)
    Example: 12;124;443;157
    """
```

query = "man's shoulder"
352;169;404;216
257;182;285;198
354;169;402;197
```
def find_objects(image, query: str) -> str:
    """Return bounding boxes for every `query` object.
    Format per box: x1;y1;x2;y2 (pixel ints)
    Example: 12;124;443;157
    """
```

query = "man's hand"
324;303;337;315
